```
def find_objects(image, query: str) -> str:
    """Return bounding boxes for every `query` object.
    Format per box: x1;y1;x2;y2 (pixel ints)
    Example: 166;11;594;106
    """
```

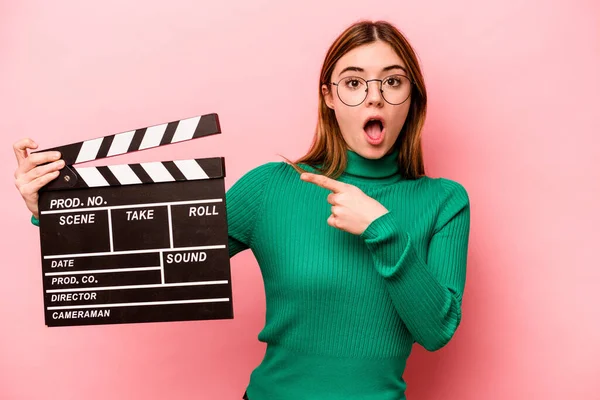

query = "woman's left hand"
300;172;389;235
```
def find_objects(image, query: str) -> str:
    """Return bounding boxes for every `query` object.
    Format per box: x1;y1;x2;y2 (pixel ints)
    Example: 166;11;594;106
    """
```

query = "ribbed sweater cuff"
361;211;413;278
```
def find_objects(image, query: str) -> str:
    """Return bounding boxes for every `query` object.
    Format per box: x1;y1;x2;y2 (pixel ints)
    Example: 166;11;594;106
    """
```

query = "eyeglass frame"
325;74;415;107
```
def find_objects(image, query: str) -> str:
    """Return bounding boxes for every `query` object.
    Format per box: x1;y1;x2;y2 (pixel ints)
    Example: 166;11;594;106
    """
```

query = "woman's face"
322;41;412;160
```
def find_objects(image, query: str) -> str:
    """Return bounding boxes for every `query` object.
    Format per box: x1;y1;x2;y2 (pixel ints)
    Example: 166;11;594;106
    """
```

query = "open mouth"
363;118;385;145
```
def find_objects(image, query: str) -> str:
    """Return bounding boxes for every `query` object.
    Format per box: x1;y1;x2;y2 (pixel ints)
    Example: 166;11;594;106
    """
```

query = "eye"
384;75;406;88
342;77;364;90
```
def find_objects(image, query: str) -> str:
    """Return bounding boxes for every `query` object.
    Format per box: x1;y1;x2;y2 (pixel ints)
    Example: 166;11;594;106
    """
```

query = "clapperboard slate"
35;113;234;327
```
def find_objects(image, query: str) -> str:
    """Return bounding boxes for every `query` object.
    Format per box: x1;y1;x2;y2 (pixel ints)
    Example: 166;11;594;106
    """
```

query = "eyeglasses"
328;74;413;107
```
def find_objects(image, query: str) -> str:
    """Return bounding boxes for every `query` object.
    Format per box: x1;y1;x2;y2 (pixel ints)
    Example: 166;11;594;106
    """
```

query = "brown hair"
281;20;427;180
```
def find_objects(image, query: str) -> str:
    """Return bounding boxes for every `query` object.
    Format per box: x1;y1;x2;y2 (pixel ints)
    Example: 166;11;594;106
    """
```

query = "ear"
321;84;335;110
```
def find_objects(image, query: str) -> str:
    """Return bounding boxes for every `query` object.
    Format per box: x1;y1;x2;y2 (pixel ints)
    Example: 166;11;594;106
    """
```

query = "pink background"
1;1;599;399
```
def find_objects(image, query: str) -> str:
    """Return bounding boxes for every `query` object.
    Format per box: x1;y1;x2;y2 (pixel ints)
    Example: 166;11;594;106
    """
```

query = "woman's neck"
340;147;403;186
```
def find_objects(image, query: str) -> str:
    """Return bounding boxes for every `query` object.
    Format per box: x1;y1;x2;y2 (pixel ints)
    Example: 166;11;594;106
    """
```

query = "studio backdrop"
1;1;598;399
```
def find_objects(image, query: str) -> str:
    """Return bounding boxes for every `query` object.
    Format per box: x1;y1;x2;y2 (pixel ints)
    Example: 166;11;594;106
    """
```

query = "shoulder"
233;161;287;182
404;175;469;202
435;177;470;205
227;161;293;195
430;177;470;230
409;175;470;217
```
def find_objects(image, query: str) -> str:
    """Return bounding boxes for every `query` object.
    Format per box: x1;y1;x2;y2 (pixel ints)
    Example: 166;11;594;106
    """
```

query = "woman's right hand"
13;138;65;219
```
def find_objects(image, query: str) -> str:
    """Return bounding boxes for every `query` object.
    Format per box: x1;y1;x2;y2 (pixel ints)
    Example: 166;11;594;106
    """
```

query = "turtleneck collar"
340;148;403;187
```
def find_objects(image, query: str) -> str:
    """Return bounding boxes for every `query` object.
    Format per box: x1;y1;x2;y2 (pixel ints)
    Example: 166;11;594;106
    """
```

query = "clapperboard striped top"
37;113;224;189
75;158;225;188
41;113;220;165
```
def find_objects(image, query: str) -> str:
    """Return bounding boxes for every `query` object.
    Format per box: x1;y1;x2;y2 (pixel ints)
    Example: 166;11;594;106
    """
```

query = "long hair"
282;20;427;180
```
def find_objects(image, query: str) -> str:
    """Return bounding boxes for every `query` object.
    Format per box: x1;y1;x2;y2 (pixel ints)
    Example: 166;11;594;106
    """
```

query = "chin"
353;144;393;159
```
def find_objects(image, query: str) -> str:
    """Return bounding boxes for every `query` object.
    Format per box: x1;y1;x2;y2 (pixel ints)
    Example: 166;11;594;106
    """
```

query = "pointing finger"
300;172;347;193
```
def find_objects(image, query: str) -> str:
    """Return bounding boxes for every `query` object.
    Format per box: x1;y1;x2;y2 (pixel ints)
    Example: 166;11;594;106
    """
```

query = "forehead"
333;41;406;76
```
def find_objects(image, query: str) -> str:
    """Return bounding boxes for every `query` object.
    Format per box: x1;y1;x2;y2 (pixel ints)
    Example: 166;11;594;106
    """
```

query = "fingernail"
56;160;65;167
53;152;61;159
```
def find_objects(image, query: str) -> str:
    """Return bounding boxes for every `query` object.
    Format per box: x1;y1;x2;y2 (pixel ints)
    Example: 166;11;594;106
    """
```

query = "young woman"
13;20;470;400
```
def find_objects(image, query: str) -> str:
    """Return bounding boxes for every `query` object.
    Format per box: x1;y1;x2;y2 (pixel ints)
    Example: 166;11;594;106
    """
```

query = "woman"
14;20;470;400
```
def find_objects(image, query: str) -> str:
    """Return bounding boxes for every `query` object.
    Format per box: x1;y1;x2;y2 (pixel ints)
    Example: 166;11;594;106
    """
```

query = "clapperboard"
35;113;233;327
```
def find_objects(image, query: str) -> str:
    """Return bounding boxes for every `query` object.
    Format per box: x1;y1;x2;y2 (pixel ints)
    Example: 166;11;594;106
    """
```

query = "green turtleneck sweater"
32;148;470;399
226;148;470;399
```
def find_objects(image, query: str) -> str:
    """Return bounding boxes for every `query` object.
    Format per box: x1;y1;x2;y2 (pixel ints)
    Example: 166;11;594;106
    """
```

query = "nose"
365;80;384;107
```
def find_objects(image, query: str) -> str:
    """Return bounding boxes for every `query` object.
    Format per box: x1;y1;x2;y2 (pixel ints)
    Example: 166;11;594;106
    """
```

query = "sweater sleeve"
225;162;279;258
30;162;279;260
359;179;471;351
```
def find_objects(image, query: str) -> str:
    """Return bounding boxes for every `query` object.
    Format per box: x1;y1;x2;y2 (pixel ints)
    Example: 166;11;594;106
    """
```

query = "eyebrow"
338;65;407;76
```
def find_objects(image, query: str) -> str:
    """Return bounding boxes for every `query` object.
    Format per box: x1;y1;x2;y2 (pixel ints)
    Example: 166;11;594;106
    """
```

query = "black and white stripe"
39;113;221;166
70;157;225;188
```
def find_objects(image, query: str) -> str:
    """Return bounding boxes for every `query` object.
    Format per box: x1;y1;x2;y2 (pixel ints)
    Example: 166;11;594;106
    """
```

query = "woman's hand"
13;138;64;219
300;172;389;235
